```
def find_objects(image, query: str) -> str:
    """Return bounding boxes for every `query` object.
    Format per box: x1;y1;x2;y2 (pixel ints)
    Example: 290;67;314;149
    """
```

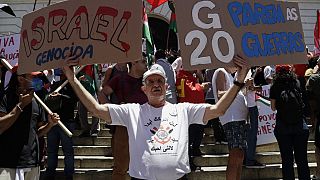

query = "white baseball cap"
142;64;166;83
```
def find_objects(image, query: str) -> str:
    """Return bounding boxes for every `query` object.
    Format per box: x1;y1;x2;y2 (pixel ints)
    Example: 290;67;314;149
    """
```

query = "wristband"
233;80;245;89
17;104;23;112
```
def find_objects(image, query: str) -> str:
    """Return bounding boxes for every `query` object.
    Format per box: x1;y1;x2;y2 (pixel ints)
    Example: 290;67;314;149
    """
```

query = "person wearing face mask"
29;71;51;171
61;54;249;180
0;66;60;180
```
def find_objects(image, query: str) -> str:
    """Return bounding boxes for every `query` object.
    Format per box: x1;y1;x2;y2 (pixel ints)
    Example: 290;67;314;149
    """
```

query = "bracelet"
17;104;23;112
233;80;245;89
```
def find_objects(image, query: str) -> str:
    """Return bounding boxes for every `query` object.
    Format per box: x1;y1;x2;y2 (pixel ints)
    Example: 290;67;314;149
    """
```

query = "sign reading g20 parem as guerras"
175;0;307;70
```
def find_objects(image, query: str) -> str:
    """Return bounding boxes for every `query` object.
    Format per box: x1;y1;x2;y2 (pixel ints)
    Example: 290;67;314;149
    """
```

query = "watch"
233;80;245;88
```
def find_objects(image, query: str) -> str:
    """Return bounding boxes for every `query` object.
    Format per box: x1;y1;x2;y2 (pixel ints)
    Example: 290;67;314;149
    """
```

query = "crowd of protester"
0;47;320;180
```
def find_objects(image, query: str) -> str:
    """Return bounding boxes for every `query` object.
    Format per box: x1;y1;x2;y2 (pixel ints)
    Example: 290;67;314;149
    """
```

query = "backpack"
277;87;304;125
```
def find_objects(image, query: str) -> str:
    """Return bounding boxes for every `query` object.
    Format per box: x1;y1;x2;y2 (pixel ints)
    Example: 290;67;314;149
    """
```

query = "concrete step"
194;151;316;167
57;141;316;156
73;129;112;137
58;146;111;156
54;151;317;169
202;141;316;155
72;137;111;146
40;163;318;180
55;156;113;169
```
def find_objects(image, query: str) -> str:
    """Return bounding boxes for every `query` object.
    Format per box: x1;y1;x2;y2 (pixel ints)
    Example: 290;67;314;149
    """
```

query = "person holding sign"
0;67;60;180
211;66;248;180
61;55;249;180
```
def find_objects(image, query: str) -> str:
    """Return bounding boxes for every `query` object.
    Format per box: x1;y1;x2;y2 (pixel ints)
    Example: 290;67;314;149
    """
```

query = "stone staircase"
40;119;317;180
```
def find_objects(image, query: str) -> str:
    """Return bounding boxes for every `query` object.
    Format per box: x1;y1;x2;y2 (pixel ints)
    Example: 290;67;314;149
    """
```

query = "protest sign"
18;0;142;74
0;34;20;88
0;34;20;66
256;85;277;145
175;0;307;70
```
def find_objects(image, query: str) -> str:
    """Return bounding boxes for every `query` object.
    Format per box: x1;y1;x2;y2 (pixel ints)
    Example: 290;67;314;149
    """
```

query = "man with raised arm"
62;55;249;180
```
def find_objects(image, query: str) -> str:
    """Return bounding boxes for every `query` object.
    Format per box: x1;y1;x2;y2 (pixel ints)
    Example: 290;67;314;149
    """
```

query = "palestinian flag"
146;0;168;12
76;65;100;96
143;5;154;67
169;12;177;33
168;0;177;33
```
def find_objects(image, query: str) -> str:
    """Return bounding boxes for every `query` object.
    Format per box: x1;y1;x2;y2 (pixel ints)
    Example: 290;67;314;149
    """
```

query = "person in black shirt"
44;71;78;180
270;65;310;180
0;68;60;180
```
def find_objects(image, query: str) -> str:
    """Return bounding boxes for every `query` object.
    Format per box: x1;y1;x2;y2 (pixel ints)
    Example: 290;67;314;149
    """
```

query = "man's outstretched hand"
233;55;250;83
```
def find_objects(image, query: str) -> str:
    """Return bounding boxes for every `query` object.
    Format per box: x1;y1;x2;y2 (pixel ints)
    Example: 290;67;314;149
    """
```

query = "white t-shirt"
211;68;248;125
245;90;257;108
108;102;209;180
264;65;275;80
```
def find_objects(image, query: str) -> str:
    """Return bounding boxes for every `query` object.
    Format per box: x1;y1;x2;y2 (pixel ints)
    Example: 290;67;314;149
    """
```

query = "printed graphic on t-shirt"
145;115;179;155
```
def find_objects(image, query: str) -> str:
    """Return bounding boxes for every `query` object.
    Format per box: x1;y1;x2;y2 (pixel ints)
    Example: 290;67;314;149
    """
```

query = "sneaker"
245;161;266;169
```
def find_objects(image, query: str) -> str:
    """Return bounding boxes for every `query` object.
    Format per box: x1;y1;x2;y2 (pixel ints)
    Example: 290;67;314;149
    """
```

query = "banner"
256;85;277;146
18;0;142;74
175;0;307;70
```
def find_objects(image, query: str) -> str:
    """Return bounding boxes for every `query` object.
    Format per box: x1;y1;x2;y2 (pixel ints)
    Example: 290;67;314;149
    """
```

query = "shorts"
223;121;247;150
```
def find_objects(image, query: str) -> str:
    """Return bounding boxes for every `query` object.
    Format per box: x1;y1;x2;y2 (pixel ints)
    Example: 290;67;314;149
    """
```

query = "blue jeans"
274;127;310;180
245;106;258;164
46;122;75;178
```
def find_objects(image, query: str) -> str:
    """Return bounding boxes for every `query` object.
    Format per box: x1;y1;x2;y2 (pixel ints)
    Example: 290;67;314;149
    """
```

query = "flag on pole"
146;0;168;12
143;4;154;67
77;65;100;96
314;10;320;55
168;0;177;33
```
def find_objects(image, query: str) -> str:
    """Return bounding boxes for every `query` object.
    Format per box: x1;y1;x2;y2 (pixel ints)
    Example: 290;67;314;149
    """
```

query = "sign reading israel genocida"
18;0;141;74
175;0;306;70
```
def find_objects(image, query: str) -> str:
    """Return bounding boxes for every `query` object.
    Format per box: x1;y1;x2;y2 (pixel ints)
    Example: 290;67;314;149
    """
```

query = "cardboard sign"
0;34;20;88
256;85;277;145
0;34;20;66
175;0;307;70
18;0;142;74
